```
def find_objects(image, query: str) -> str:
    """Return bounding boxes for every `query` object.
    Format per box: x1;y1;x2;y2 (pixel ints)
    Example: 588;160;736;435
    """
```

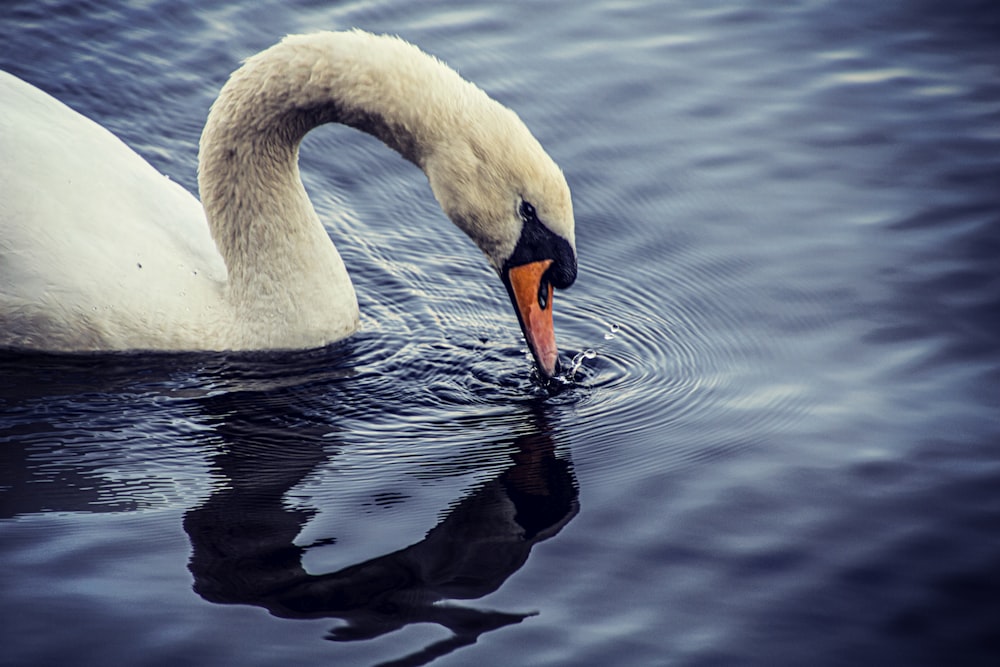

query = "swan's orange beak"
506;259;559;379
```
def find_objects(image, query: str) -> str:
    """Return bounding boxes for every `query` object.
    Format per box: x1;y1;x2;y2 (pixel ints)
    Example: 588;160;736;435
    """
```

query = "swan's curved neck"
197;32;473;343
198;33;460;245
196;31;559;350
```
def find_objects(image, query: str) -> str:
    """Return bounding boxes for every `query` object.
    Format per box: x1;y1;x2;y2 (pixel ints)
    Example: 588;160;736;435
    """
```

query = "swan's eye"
519;200;538;223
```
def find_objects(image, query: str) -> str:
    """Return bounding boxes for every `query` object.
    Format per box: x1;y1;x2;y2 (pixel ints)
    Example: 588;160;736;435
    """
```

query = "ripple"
547;242;815;485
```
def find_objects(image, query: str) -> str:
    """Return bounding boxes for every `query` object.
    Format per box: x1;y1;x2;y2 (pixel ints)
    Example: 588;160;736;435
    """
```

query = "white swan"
0;30;576;377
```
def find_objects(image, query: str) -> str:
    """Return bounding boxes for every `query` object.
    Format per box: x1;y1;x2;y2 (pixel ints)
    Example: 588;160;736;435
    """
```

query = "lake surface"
2;1;999;665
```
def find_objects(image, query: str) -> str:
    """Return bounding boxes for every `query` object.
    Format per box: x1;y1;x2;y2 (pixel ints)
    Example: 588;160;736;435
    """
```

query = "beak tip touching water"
506;260;560;381
529;321;559;380
538;347;559;381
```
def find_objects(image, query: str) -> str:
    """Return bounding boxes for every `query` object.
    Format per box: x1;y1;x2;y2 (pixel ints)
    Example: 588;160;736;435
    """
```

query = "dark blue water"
2;1;1000;665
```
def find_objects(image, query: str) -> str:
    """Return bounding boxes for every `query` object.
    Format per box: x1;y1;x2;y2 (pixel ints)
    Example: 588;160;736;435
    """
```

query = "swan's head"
423;101;576;380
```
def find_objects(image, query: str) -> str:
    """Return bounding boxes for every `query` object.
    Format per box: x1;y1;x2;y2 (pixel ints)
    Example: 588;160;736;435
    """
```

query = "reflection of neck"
183;420;578;655
183;436;326;603
502;430;578;541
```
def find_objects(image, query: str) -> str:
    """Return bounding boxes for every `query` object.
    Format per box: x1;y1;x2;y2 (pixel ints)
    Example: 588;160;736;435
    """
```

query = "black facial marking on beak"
505;198;577;288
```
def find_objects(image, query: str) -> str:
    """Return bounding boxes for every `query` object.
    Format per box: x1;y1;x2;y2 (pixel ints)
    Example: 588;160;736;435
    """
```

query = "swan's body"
1;69;234;350
0;30;576;375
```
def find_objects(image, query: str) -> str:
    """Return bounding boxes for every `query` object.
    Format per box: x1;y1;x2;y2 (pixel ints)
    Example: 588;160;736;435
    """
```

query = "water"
2;1;999;665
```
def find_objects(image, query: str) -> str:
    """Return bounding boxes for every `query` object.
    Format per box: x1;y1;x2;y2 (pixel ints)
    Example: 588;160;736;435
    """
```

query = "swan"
0;30;576;378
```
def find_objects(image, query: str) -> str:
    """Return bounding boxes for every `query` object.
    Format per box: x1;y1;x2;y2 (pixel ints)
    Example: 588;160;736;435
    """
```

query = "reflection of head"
183;412;578;663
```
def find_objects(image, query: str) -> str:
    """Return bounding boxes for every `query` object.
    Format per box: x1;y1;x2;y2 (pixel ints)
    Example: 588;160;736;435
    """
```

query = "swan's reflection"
183;408;578;664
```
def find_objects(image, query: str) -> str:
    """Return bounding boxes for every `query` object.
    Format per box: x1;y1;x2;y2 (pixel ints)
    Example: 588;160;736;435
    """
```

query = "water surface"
2;1;999;665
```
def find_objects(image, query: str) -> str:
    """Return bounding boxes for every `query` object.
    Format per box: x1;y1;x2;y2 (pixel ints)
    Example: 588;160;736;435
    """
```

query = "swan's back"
0;71;227;349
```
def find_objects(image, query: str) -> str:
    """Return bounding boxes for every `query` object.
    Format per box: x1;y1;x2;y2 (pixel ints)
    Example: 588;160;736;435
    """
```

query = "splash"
568;348;597;377
556;322;622;385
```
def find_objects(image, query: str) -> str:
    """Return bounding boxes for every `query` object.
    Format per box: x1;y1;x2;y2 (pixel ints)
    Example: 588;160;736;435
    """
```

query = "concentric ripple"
543;233;818;483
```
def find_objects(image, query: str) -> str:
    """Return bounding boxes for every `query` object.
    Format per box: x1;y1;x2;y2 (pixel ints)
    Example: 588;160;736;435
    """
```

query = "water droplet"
567;348;597;378
604;323;621;340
